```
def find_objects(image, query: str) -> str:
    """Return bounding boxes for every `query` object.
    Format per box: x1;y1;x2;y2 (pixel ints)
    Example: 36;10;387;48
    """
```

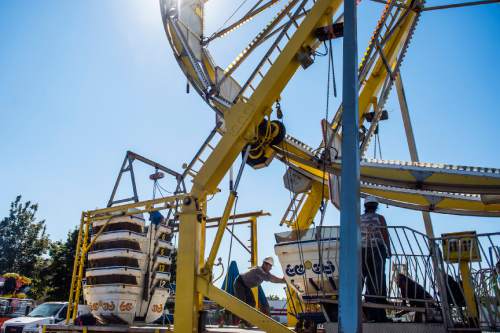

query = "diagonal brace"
196;276;293;333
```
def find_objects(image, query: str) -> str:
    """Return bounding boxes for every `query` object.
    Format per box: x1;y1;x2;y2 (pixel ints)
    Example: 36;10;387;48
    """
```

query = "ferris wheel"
156;1;500;332
160;0;500;219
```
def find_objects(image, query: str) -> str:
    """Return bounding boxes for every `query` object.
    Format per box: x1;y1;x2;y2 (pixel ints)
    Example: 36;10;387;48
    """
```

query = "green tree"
44;228;79;301
0;195;50;276
0;195;50;299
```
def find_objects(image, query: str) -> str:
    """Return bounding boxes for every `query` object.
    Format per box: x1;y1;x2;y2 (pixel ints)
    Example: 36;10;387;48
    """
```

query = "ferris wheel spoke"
255;9;310;47
218;0;303;87
204;0;282;45
235;0;312;99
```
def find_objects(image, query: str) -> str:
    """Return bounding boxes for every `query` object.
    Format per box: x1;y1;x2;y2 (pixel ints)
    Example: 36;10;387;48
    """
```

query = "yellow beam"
198;199;207;310
359;0;417;122
87;195;184;220
250;217;258;267
72;219;90;320
250;217;259;309
173;197;203;332
286;0;420;233
459;261;479;324
66;213;85;323
176;1;343;331
293;182;326;230
286;288;302;327
196;276;293;333
190;0;343;197
204;191;237;274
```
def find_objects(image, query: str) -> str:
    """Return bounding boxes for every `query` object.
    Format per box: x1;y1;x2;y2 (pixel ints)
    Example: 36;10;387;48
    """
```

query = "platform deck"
44;322;448;333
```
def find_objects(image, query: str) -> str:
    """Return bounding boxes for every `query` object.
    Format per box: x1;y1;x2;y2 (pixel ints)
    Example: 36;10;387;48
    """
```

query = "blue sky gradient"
1;1;499;297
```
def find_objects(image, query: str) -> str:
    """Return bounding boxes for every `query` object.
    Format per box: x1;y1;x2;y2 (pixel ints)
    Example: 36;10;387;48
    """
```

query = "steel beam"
189;0;342;197
338;0;361;331
204;191;238;272
174;197;202;332
175;0;342;331
196;277;293;333
250;217;258;267
395;75;436;237
206;210;270;223
395;74;453;328
279;0;419;237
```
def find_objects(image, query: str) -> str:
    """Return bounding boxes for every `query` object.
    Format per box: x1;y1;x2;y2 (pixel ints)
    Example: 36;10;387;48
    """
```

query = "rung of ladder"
280;192;307;227
187;169;198;178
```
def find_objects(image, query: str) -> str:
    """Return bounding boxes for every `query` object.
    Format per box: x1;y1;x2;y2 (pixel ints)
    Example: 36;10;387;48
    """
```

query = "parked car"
0;302;89;333
0;298;36;326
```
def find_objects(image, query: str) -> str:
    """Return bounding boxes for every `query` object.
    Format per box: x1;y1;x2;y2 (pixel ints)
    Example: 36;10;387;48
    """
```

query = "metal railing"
361;226;441;323
362;226;500;330
285;225;500;331
436;231;500;331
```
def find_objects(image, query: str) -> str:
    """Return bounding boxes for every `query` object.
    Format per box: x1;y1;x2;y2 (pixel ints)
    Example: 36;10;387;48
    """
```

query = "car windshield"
28;303;63;318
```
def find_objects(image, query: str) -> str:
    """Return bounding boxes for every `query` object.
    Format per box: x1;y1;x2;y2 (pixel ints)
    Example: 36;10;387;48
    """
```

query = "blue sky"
1;1;499;297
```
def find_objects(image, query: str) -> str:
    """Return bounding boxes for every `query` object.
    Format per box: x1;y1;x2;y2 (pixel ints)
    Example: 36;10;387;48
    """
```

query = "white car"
1;302;89;333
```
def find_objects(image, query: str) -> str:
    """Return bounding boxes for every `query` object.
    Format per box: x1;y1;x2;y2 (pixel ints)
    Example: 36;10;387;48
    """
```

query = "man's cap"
364;196;379;205
263;257;274;266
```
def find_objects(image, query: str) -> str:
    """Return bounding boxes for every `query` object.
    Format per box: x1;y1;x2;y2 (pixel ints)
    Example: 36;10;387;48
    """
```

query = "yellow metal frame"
173;0;343;331
206;214;262;309
287;0;419;233
65;195;186;323
279;0;420;323
66;0;425;330
442;231;481;324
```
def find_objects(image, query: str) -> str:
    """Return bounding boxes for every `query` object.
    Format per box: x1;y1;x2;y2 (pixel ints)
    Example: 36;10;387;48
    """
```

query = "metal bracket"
107;151;186;208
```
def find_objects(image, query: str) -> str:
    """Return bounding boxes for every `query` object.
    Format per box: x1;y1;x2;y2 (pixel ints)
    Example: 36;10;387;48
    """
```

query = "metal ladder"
179;122;224;188
236;0;311;100
280;191;308;227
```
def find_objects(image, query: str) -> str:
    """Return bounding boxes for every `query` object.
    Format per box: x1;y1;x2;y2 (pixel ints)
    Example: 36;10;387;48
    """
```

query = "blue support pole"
339;0;361;330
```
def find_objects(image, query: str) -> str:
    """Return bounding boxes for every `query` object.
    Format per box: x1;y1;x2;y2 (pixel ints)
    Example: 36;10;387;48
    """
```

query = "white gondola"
151;272;171;289
88;249;146;262
156;224;172;235
91;231;147;247
157;239;174;250
83;211;173;324
92;214;145;228
145;288;170;323
86;267;143;278
274;227;340;299
155;256;172;266
84;285;142;324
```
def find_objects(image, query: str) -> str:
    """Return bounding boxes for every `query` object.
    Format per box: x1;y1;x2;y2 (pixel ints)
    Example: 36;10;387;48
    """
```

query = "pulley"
243;119;286;169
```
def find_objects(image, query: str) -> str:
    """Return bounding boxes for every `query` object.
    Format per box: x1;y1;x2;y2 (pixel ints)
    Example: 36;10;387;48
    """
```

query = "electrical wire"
314;38;340;299
278;106;311;298
223;195;239;291
329;39;337;98
157;182;174;195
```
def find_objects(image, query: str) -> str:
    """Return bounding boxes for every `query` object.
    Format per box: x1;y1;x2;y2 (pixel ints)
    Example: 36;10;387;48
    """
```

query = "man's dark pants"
234;276;256;306
233;276;255;325
362;244;389;322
